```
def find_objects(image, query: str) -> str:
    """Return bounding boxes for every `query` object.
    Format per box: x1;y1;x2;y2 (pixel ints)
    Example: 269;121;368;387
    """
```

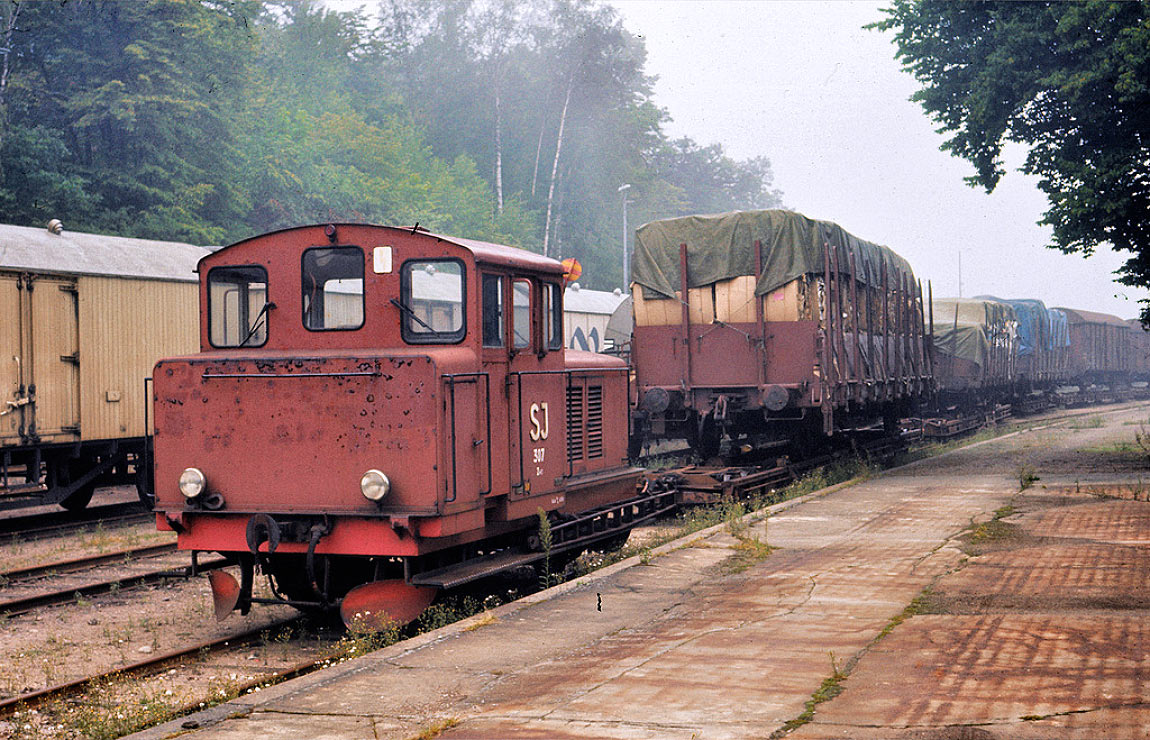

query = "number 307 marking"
533;448;546;463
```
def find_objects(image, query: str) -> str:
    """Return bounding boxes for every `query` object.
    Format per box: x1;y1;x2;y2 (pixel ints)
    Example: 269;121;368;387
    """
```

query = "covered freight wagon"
932;297;1017;396
974;297;1069;386
1127;318;1150;380
630;209;930;455
1;222;208;510
1057;307;1133;384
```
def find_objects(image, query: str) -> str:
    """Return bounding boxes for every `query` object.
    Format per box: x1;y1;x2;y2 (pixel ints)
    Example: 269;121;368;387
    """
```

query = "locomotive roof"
632;209;916;300
211;224;563;276
1056;307;1130;328
442;233;562;275
0;223;209;282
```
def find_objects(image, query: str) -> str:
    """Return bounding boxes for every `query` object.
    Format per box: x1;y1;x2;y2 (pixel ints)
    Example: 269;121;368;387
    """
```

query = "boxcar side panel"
28;276;79;442
0;274;23;444
79;276;200;441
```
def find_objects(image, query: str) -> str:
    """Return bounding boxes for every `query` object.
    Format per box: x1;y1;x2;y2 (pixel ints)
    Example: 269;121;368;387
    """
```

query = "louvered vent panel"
566;385;584;463
586;385;603;458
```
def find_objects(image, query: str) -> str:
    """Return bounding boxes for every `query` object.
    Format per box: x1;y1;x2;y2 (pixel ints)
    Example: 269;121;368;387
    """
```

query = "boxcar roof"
564;285;628;315
0;223;209;282
1056;307;1130;328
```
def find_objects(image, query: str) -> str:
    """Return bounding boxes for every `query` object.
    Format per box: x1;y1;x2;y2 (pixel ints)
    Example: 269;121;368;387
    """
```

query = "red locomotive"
152;224;644;625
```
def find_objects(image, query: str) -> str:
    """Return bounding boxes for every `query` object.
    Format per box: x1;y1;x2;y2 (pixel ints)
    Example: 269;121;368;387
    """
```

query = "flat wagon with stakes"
628;210;932;458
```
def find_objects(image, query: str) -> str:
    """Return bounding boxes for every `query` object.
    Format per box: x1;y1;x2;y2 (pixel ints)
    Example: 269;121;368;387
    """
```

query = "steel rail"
0;503;150;542
1;542;177;582
0;557;229;617
0;618;304;714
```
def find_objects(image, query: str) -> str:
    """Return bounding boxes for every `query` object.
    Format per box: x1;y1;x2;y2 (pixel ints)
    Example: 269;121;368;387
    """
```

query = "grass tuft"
409;717;460;740
1017;465;1039;490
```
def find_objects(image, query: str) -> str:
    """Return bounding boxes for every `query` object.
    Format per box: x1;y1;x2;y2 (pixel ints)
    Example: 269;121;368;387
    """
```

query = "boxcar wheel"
59;484;95;511
58;460;96;511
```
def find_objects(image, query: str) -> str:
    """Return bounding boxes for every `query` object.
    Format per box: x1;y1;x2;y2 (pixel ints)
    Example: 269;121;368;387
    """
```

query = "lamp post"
618;183;632;292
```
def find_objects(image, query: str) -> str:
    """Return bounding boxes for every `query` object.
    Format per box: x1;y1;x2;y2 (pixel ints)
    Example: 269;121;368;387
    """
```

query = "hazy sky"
613;0;1141;319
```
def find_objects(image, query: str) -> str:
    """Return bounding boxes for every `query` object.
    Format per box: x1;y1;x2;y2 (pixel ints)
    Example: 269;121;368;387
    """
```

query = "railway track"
0;501;151;543
0;542;177;582
0;618;311;715
0;553;228;617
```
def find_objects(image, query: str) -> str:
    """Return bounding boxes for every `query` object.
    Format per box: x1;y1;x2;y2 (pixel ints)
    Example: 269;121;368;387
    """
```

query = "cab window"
482;274;504;348
302;247;364;331
512;278;532;349
208;265;269;347
545;282;562;350
400;259;466;344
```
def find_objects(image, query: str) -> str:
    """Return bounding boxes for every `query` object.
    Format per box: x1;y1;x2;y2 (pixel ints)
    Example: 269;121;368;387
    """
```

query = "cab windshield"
208;265;268;347
399;259;466;344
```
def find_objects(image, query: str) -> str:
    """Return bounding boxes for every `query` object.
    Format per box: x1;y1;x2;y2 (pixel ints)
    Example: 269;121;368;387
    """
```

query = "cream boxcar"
563;283;628;354
1;222;207;510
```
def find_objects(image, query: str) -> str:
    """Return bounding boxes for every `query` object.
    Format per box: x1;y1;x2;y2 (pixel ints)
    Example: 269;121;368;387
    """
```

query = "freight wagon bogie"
154;224;642;625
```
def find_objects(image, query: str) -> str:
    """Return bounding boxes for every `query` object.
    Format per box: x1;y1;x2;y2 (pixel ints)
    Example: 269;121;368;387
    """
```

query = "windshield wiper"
390;298;435;333
240;302;276;346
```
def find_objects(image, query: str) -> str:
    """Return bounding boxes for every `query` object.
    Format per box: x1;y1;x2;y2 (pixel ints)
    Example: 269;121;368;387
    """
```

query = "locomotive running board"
411;487;679;590
411;550;545;590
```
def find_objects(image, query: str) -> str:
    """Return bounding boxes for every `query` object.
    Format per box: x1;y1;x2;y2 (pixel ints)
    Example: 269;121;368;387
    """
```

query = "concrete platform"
132;404;1150;740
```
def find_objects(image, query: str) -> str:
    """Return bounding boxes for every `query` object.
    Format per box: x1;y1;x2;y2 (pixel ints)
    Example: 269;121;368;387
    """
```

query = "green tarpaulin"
632;209;916;299
931;322;989;368
932;297;1014;330
929;297;1018;368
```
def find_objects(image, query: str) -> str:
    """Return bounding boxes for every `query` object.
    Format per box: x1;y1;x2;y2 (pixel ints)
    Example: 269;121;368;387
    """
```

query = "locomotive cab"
153;224;640;624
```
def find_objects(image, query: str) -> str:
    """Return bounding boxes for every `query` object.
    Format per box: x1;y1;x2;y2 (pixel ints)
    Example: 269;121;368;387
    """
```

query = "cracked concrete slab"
180;711;383;739
131;403;1150;740
793;406;1150;739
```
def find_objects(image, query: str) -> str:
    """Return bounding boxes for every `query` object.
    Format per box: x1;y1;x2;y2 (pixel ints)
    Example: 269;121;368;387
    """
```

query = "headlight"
179;467;206;499
360;469;390;502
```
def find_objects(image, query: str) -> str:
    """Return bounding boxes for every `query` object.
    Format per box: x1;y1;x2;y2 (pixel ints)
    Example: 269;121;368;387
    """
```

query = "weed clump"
964;505;1021;554
1017;465;1040;490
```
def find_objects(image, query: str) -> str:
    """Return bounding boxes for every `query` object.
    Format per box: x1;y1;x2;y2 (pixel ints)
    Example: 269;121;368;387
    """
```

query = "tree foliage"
0;0;782;288
873;1;1150;318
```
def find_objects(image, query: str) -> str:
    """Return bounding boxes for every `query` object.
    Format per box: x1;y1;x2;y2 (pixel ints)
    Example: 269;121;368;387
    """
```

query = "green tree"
374;0;784;289
0;0;261;243
240;1;532;245
873;1;1150;319
652;137;783;216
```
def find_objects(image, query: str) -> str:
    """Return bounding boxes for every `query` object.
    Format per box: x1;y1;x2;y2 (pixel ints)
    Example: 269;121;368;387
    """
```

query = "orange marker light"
561;257;582;285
